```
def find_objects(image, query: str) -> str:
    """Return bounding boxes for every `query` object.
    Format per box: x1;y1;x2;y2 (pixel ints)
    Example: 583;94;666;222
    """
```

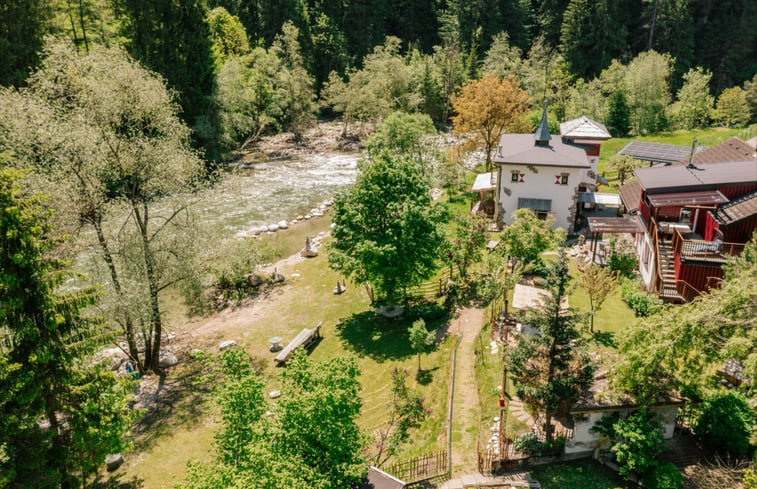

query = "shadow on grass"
130;356;220;453
89;473;144;488
416;366;439;385
337;307;452;361
590;331;617;348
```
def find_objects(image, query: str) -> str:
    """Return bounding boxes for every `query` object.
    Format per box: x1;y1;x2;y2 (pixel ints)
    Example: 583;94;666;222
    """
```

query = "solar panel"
618;141;695;164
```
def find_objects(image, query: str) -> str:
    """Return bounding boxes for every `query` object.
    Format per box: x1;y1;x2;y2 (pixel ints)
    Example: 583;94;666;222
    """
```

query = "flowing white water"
194;153;359;237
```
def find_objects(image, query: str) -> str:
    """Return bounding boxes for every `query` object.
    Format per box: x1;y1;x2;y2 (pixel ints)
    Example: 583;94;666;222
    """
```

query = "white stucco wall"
635;231;656;290
497;164;594;231
565;406;680;456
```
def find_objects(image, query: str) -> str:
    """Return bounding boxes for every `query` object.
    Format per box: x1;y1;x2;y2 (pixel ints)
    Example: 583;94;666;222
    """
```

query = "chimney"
534;100;551;146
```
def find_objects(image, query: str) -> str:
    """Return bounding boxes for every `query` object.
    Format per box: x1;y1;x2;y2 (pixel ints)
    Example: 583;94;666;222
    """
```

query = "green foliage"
328;152;445;301
476;252;523;304
615;237;757;400
578;264;617;332
0;40;205;373
670;67;714;129
642;462;683;489
714;87;751;127
501;209;566;267
745;75;757;123
606;91;631;137
207;7;250;71
609;409;665;478
619;278;662;318
514;433;567;456
181;350;366;489
560;0;628;80
408;319;435;371
607;238;637;279
365;111;437;174
507;250;594;439
113;0;216;140
745;469;757;489
446;213;488;279
0;0;49;86
625;51;673;134
0;166;134;488
693;392;754;456
371;367;431;466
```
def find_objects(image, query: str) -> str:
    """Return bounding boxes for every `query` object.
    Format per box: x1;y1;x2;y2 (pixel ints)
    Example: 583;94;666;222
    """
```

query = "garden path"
450;306;485;475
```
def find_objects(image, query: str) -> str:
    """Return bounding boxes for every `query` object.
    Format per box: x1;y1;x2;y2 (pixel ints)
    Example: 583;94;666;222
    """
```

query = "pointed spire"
534;100;551;145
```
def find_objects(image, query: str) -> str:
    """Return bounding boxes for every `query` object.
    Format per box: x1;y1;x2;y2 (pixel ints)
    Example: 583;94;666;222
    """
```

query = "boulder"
304;214;312;220
245;273;263;287
267;224;279;232
296;215;304;221
301;247;318;257
277;220;288;229
312;210;324;217
158;352;178;368
219;340;237;351
268;390;282;399
105;454;124;471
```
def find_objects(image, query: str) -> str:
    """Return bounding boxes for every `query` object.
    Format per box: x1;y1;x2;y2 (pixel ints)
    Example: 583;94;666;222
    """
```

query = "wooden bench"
274;321;323;364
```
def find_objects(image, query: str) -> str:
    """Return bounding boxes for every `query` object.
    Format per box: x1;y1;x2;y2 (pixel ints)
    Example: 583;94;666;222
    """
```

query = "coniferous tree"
607;91;631;136
0;0;50;87
507;249;594;441
0;165;134;488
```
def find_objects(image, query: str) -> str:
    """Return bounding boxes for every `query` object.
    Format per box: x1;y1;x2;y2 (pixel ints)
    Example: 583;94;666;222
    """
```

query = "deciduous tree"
328;153;445;302
501;209;566;268
408;319;435;371
578;264;617;332
714;87;750;127
0;40;204;374
670;67;713;129
451;74;530;171
606;154;643;186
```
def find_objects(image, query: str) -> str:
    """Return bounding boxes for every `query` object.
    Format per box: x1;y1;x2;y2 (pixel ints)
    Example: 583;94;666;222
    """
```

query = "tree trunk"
93;220;143;371
133;201;163;374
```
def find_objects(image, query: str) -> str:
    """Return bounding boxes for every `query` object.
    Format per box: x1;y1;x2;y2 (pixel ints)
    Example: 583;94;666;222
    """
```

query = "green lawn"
530;460;631;489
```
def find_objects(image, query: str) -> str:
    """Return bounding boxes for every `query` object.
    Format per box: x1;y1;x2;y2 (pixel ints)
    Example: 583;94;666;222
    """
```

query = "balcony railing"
672;229;745;264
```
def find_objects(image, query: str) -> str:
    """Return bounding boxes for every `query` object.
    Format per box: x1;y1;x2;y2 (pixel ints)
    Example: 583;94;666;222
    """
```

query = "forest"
2;0;756;163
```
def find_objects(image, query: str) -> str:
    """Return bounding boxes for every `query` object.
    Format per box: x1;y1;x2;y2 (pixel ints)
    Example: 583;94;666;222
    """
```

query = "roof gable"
679;137;757;165
559;116;611;140
494;134;590;168
634;160;757;192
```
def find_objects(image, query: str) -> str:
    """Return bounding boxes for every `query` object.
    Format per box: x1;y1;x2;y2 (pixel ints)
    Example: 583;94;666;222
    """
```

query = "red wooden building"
619;156;757;302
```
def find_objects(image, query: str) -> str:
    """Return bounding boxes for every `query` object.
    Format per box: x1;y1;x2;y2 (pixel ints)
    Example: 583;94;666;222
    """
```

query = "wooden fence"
387;450;448;483
406;268;452;300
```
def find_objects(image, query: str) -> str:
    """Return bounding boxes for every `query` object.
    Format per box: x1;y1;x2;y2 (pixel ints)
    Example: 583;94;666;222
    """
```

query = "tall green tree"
507;249;594;441
0;165;134;488
578;264;617;332
365;111;436;174
669;67;713;129
0;0;50;86
625;50;672;133
207;6;251;71
328;152;445;302
645;0;694;89
501;209;566;267
560;0;628;80
606;90;632;137
408;319;435;371
0;40;205;374
113;0;216;146
714;87;750;127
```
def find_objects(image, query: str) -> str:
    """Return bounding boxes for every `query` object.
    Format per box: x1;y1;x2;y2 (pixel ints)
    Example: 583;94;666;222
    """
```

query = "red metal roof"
647;190;729;207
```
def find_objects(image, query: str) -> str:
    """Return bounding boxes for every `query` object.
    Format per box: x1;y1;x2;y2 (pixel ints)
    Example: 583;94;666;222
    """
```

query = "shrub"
643;462;683;489
744;469;757;489
513;433;566;456
514;433;540;454
693;392;755;456
407;301;447;322
608;238;637;278
620;278;662;317
611;409;665;478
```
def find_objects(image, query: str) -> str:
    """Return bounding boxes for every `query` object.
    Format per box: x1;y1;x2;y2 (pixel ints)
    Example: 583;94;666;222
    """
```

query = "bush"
643;462;683;489
608;238;637;278
620;278;662;317
693;392;755;456
513;433;566;456
611;409;665;478
407;301;447;322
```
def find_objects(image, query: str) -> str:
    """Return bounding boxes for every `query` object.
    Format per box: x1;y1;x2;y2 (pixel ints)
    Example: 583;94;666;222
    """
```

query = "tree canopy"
328;152;445;301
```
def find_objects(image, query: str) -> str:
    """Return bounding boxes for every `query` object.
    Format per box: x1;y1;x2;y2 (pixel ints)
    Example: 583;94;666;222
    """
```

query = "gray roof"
634;160;757;192
559;116;611;140
494;134;590;168
712;190;757;226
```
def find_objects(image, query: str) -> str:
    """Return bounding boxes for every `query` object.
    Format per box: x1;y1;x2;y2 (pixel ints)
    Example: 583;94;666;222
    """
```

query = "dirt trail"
449;306;486;475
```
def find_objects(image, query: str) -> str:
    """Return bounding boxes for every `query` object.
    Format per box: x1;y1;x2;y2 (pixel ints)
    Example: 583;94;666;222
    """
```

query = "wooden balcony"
672;229;745;264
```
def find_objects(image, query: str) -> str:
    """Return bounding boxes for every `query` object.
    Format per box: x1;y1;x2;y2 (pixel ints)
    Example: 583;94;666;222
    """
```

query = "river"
194;153;359;238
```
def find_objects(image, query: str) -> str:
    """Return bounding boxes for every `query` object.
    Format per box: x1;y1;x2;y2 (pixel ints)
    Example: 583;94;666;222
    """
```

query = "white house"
491;106;610;231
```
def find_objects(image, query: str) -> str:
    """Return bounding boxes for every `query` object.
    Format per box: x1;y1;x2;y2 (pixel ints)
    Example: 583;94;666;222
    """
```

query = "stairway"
657;240;683;302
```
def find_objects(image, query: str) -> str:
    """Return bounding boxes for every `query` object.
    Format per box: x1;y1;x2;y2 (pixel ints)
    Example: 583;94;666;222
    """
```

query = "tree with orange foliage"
451;74;531;171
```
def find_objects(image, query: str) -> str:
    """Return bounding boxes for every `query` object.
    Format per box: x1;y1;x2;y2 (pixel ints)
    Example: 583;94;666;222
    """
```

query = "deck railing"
672;229;745;263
